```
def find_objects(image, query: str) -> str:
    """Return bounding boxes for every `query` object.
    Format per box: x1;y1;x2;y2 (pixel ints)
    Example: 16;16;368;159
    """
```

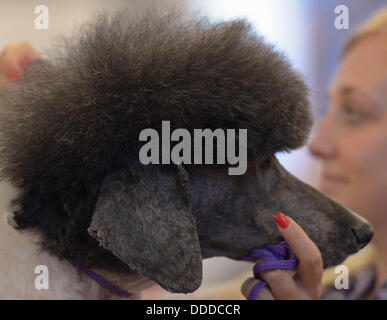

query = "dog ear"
87;163;202;293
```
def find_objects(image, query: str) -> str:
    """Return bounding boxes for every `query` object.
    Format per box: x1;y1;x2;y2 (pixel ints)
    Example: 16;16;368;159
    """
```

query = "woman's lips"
319;172;349;192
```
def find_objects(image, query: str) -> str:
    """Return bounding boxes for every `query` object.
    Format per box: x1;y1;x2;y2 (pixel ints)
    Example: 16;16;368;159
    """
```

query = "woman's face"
309;34;387;228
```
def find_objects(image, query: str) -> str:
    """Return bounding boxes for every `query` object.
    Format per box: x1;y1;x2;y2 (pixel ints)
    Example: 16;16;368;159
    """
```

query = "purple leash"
71;242;296;299
71;261;132;298
236;241;298;300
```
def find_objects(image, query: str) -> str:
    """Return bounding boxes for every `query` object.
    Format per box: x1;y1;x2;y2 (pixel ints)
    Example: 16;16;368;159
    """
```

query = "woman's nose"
308;115;337;159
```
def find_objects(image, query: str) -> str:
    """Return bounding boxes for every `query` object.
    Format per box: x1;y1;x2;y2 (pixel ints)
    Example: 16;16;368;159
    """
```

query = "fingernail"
274;212;290;229
9;69;21;79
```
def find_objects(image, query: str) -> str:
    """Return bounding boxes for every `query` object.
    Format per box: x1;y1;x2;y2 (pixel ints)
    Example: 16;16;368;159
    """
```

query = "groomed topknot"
0;7;312;189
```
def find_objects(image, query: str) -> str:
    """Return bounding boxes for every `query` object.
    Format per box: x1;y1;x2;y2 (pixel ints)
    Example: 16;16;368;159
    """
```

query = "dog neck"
0;181;152;299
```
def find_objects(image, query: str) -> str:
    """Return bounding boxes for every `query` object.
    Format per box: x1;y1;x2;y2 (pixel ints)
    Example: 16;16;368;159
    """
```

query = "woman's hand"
241;213;323;300
0;42;40;89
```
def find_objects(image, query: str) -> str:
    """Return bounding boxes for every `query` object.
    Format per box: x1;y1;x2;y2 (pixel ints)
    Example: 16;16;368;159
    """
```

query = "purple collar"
71;261;132;298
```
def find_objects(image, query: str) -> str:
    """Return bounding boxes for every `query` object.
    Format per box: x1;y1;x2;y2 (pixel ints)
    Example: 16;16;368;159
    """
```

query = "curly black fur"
0;7;312;271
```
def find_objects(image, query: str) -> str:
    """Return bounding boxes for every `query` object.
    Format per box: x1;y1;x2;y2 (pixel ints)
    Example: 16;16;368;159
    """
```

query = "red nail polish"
274;212;290;229
9;69;21;79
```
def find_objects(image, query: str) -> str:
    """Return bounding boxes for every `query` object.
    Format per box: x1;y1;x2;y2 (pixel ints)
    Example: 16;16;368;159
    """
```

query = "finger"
16;44;40;69
274;212;323;298
241;277;274;300
0;43;40;89
257;269;306;300
0;45;22;77
293;274;321;300
0;42;40;78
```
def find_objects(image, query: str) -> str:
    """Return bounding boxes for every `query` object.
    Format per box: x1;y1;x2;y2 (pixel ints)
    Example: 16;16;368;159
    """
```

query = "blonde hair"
343;8;387;55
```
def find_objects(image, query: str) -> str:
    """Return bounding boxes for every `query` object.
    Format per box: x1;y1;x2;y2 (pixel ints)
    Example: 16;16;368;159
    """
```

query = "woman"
308;9;387;300
242;9;387;300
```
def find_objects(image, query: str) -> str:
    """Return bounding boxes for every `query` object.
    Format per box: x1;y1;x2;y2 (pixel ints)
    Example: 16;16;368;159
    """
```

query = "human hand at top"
0;42;40;89
241;213;324;300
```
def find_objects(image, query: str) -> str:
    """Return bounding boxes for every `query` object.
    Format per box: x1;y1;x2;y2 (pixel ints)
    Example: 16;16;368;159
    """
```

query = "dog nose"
351;224;373;249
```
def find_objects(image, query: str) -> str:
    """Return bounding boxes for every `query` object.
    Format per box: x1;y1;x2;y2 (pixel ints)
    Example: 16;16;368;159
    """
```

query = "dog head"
0;8;373;294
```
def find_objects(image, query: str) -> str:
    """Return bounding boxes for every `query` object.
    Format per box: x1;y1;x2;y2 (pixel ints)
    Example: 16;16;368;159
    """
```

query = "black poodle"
0;7;373;295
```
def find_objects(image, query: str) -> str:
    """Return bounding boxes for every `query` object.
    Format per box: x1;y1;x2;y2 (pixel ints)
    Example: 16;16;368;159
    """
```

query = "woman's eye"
343;105;365;124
